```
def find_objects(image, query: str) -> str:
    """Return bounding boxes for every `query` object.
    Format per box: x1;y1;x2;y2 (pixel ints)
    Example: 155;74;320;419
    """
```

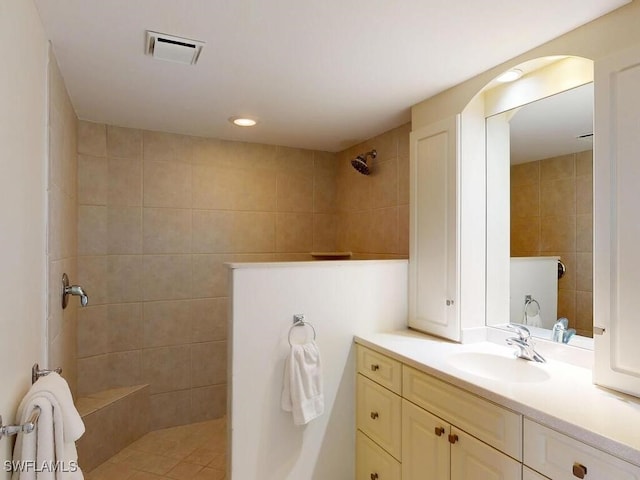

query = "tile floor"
86;418;227;480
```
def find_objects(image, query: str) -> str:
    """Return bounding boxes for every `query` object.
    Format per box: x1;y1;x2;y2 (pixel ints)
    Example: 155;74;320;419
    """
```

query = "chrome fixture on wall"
351;149;377;175
61;273;89;308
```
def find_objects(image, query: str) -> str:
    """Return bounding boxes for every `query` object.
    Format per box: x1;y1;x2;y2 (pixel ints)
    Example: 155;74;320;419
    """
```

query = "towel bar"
32;363;62;384
0;406;41;440
288;314;317;346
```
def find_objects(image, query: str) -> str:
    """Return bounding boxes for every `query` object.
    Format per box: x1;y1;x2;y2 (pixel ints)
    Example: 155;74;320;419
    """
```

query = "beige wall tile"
511;161;539;187
109;158;143;207
540;154;575;181
312;214;337;252
78;155;107;205
398;156;410;206
395;123;411;161
276;213;313;253
576;252;593;292
109;303;144;352
398;204;410;256
77;305;108;358
370;207;398;254
108;255;144;303
511;183;539;218
150;390;192;429
143;255;192;301
78;205;107;255
191;385;226;422
78;121;107;157
78;256;108;305
556;252;576;291
108;206;143;254
510;216;540;255
576;291;593;333
372;129;398;162
540;215;575;252
78;354;110;396
313;151;338;177
313;174;337;214
370;159;398;209
540;178;576;217
275;146;314;174
191;254;233;298
110;350;143;388
576;175;593;215
191;298;228;343
143;131;187;164
108;126;142;160
144;161;192;208
336;168;369;213
142;345;191;394
241;143;278;171
557;289;576;328
191;341;227;387
576;149;593;176
143;208;191;254
48;188;63;261
193;211;275;253
277;172;313;212
143;300;192;348
576;214;593;253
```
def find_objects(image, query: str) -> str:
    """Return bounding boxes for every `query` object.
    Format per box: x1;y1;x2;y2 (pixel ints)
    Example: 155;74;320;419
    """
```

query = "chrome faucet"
61;273;89;308
506;324;546;363
552;318;576;344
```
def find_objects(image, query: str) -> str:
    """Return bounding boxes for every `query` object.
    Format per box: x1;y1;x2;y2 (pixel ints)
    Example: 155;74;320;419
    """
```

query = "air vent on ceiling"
145;31;205;65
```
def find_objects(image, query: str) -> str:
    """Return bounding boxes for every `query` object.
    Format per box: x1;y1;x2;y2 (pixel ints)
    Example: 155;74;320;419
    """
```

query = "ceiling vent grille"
145;31;205;65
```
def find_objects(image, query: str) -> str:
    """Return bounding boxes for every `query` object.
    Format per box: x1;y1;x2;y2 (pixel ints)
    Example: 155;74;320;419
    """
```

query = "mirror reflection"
488;82;594;341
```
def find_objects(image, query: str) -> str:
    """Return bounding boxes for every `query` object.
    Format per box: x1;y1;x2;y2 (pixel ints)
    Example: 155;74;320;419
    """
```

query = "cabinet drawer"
357;374;402;460
357;431;401;480
403;365;522;460
357;345;402;394
523;466;549;480
524;419;640;480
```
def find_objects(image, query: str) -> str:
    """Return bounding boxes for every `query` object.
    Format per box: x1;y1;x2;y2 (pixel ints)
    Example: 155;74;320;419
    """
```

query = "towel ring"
288;315;317;346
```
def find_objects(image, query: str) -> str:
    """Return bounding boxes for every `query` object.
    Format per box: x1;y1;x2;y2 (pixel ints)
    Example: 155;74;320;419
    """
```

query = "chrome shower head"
351;149;376;175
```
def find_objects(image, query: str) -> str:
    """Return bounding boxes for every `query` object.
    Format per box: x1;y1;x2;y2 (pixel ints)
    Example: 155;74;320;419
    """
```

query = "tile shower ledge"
355;330;640;467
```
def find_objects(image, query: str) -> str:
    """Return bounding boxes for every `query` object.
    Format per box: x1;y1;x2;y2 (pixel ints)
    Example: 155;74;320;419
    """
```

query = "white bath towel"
11;373;85;480
281;342;324;425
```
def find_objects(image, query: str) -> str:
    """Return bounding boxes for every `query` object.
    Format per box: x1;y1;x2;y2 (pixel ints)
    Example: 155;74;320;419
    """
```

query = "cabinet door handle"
370;364;380;371
573;463;588;478
370;474;379;480
370;411;379;420
448;433;458;444
446;299;454;306
434;427;445;437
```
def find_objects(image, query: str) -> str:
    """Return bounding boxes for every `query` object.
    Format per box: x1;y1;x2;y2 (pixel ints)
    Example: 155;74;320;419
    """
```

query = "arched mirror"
484;56;594;348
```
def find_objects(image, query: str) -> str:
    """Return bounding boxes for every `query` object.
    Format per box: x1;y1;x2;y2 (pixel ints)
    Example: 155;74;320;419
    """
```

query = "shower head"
351;149;377;175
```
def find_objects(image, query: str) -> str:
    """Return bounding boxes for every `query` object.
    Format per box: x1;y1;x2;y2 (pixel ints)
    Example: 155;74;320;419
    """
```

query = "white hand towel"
281;342;324;425
11;373;85;480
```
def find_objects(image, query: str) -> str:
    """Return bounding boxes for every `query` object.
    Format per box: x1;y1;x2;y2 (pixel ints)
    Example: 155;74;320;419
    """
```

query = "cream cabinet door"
450;427;522;480
523;467;548;480
409;116;460;341
594;44;640;397
402;399;449;480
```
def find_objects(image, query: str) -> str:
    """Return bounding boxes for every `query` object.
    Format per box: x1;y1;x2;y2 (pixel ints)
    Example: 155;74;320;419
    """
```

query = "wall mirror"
485;68;594;347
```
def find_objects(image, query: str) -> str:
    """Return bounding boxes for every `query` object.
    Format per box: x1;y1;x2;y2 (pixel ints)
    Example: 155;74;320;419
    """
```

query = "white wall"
229;260;408;480
0;0;48;475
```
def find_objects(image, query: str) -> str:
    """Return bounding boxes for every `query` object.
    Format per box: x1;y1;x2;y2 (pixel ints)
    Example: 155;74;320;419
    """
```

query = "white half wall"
229;260;408;480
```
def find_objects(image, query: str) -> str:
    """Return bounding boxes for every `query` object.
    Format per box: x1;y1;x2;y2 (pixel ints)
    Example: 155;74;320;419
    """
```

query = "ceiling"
510;82;594;164
34;0;628;152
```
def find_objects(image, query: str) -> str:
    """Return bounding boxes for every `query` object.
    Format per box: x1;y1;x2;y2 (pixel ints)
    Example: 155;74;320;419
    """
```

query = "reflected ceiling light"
496;68;523;83
229;116;258;127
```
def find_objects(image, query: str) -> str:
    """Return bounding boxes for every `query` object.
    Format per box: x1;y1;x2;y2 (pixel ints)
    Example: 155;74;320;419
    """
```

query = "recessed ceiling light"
229;117;258;127
496;68;523;83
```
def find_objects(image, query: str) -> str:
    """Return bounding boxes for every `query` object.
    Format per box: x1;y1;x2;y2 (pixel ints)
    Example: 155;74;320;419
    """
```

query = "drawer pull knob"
434;427;445;437
370;364;380;371
573;463;587;479
448;433;458;444
370;474;379;480
370;411;379;420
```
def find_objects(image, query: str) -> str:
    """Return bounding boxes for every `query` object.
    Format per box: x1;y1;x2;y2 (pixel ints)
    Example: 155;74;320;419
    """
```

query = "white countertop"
355;329;640;466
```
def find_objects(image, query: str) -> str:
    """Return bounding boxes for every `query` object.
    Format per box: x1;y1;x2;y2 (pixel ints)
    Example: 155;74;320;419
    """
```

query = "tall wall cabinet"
408;116;460;341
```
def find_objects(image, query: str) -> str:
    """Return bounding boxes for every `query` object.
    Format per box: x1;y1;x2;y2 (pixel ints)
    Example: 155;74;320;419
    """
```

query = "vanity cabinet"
409;116;460;341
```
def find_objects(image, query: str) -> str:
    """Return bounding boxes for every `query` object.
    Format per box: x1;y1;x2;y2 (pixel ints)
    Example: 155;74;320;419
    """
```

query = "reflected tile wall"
76;121;339;427
510;150;593;337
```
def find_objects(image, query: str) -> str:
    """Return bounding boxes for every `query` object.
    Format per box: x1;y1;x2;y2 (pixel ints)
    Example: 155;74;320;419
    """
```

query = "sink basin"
447;351;551;383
